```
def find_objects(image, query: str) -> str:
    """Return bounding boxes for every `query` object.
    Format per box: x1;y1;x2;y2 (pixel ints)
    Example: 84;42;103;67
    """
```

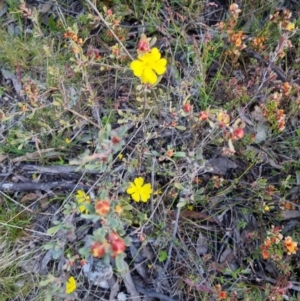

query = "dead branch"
0;181;91;193
135;284;177;301
21;164;99;175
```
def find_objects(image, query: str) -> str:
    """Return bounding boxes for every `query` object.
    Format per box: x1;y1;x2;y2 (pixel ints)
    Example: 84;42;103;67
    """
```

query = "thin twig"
151;157;155;213
0;191;33;212
21;164;103;174
243;48;287;82
164;206;181;272
0;182;90;193
135;284;177;301
122;261;141;301
0;221;52;236
255;276;300;293
65;107;101;129
85;0;134;60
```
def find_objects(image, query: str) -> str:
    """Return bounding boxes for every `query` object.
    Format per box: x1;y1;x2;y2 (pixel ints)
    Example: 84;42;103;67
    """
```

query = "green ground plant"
1;0;300;300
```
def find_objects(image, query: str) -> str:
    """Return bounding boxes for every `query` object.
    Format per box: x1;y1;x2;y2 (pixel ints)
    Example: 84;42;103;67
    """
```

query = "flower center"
135;186;143;195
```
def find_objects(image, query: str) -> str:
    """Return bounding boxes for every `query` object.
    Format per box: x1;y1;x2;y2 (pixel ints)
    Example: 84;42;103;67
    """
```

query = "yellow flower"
130;47;167;85
75;190;90;213
217;111;230;127
285;22;295;31
115;204;123;215
126;177;152;202
66;276;76;294
187;204;194;211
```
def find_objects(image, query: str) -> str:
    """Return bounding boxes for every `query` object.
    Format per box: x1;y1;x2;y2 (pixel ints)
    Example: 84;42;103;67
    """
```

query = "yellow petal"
141;67;157;84
130;60;144;77
66;276;77;294
77;190;84;197
140;192;150;202
76;190;90;203
76;191;84;200
78;205;85;213
152;58;167;75
134;177;144;188
142;183;152;194
131;192;141;202
150;47;161;61
79;203;89;213
126;183;136;195
137;51;147;61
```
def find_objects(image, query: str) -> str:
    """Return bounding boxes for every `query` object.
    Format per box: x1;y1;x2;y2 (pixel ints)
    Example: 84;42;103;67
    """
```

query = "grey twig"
0;181;90;193
243;49;287;82
164;206;181;272
21;164;95;174
135;284;177;301
122;261;141;301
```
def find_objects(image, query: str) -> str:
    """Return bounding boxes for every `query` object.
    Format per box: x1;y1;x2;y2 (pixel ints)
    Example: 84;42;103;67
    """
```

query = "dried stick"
0;181;90;193
135;284;177;301
85;0;133;60
243;48;287;82
164;206;181;272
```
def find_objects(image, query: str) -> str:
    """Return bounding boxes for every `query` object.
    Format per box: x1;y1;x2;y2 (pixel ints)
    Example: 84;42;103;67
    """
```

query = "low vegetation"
1;0;300;300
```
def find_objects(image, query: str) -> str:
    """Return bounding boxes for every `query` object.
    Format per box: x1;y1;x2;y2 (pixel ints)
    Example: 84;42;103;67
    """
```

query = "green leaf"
151;150;161;156
52;220;62;225
106;123;112;136
80;214;100;222
177;198;187;208
99;190;108;199
52;249;62;260
93;228;106;241
123;236;131;246
79;246;90;258
85;164;101;170
122;204;132;210
43;242;56;250
174;182;184;190
48;14;57;32
45;294;51;301
173;151;186;158
81;204;95;214
175;125;186;131
39;280;49;287
115;253;126;272
117;228;126;236
114;124;128;137
158;250;168;262
107;216;119;228
52;100;62;106
46;224;61;235
195;187;204;195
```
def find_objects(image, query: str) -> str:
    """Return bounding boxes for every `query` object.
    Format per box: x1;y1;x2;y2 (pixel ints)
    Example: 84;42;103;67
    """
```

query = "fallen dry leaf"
208;156;237;175
219;246;233;264
281;210;300;220
0;154;8;162
21;193;38;203
254;121;268;144
178;210;217;223
183;278;214;293
196;232;209;256
1;68;22;96
251;105;265;121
